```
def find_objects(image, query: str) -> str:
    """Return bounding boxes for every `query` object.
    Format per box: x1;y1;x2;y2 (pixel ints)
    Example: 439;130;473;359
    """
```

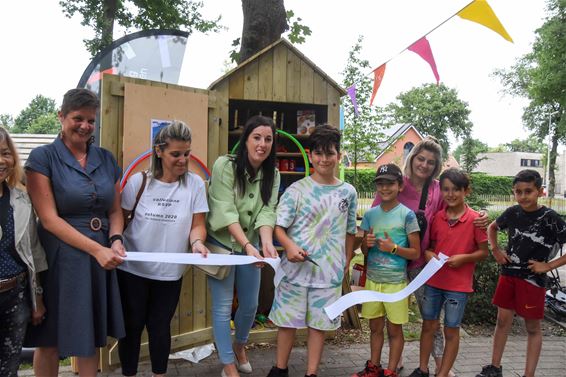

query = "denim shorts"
421;285;468;328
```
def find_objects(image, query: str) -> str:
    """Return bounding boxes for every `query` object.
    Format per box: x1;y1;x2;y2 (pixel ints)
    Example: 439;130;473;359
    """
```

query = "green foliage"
344;168;376;193
0;114;14;130
59;0;221;56
11;95;60;134
27;113;60;134
470;173;514;196
493;0;565;197
385;83;473;159
285;10;311;44
454;137;489;173
345;170;514;198
463;227;506;325
462;254;500;325
504;135;547;153
341;36;386;187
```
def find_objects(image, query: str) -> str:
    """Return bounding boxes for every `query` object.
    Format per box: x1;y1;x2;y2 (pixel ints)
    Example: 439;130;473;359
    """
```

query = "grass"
19;358;70;371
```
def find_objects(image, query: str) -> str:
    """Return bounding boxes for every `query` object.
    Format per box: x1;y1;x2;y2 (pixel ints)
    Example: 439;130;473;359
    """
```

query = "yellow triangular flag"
458;0;513;43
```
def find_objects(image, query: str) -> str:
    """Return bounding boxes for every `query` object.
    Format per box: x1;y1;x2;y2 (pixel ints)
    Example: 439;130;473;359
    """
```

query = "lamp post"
546;110;559;194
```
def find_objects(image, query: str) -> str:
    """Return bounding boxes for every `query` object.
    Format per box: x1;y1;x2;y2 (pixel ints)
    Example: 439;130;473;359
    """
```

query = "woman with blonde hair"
0;126;47;377
366;136;488;377
117;120;209;377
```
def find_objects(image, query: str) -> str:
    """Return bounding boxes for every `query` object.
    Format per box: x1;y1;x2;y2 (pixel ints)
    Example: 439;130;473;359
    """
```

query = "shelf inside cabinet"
280;171;306;176
229;129;244;137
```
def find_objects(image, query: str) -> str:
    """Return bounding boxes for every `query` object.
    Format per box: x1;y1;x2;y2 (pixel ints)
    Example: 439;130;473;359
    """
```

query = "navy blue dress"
24;137;125;357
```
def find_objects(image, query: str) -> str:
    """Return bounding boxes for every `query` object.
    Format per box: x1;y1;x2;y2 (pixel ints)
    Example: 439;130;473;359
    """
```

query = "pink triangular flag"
346;85;359;117
408;37;440;84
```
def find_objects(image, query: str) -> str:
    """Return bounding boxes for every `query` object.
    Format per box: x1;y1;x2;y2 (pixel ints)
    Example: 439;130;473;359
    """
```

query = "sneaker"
408;367;430;377
383;369;398;377
352;360;384;377
267;366;289;377
476;364;503;377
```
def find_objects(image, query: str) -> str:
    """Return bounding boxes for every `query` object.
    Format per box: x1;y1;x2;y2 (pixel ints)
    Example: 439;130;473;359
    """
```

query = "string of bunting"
346;0;514;116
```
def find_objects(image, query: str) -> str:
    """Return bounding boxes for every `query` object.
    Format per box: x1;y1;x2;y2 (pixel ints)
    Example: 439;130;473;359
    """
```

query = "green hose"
230;129;309;176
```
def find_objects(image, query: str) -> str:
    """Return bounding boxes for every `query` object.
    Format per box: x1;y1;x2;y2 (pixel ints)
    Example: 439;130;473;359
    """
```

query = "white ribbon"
324;253;448;320
122;252;285;286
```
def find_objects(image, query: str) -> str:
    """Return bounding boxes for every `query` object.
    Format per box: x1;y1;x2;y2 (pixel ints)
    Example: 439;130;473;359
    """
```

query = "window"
520;159;528;166
530;159;541;167
403;142;414;161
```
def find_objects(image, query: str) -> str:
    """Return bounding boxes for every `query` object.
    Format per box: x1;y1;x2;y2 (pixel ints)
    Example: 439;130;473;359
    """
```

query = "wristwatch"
35;286;44;295
391;244;398;255
109;234;124;244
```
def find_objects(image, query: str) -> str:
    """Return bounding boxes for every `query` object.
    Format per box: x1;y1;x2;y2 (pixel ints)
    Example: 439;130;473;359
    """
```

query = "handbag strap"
124;171;147;230
419;179;430;211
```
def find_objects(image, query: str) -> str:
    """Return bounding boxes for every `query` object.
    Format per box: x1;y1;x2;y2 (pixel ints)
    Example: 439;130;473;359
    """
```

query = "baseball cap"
374;163;403;183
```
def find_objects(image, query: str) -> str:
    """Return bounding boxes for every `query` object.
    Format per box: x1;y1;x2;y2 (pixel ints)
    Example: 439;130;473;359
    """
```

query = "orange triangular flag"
458;0;513;42
370;64;387;106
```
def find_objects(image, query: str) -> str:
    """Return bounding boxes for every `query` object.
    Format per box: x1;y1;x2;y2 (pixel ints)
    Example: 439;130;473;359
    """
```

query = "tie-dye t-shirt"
276;177;358;288
360;203;420;284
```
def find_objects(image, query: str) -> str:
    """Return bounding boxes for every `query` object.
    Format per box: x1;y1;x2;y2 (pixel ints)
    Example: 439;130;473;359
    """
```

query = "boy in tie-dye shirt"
267;125;357;377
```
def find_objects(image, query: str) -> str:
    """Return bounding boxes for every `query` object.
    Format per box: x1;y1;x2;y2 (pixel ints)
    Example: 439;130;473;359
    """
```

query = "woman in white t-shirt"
117;121;209;377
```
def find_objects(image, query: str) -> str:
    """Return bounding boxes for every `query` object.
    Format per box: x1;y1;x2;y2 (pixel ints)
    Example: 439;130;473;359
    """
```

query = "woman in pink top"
371;137;488;376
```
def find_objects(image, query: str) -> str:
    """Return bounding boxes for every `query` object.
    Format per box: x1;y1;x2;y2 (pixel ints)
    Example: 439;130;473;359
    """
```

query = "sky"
0;0;548;149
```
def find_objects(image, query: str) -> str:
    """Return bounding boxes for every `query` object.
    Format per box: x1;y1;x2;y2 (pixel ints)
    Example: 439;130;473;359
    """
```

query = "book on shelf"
297;110;315;135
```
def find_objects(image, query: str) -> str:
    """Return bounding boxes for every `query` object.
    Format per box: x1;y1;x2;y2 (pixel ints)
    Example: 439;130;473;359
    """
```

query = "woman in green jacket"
207;115;280;377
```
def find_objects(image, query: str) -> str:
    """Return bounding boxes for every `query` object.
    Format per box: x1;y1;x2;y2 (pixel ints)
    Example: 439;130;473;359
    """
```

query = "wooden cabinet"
227;99;329;191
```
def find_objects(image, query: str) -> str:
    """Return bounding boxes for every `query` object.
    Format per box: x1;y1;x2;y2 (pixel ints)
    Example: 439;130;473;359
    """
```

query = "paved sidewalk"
21;336;565;377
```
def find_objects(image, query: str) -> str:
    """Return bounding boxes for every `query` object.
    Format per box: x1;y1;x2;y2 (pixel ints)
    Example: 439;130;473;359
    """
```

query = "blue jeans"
208;263;260;365
421;285;469;328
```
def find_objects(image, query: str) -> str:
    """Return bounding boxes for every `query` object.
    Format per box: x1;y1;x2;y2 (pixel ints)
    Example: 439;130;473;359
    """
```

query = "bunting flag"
346;85;359;116
369;64;387;106
408;37;440;84
457;0;513;42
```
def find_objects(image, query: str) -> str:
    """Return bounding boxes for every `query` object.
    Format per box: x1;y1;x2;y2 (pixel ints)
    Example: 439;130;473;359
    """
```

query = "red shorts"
492;275;545;319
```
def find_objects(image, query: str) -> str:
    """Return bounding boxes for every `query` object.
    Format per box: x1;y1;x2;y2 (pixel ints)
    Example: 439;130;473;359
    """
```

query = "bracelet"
243;241;251;252
109;234;123;244
190;239;202;248
391;244;398;254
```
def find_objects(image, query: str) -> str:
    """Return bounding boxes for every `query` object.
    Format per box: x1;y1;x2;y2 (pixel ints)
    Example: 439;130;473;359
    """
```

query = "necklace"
77;153;87;162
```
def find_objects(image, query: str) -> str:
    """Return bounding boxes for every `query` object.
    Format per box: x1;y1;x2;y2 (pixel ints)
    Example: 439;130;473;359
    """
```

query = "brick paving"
20;335;566;377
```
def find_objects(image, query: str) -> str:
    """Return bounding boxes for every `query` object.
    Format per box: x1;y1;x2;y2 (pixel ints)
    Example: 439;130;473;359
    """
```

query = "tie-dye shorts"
268;279;341;330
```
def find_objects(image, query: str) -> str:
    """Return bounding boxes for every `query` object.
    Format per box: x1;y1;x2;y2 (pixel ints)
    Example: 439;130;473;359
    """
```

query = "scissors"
302;252;319;267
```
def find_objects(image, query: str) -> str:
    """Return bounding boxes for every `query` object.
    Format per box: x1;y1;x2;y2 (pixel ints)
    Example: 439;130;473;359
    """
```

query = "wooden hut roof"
208;38;346;97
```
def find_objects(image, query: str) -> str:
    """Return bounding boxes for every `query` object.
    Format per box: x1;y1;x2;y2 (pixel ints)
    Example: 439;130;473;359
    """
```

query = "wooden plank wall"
99;74;217;371
225;44;340;107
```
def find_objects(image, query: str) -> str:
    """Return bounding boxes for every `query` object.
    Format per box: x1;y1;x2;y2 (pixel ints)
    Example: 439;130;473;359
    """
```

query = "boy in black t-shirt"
476;169;566;377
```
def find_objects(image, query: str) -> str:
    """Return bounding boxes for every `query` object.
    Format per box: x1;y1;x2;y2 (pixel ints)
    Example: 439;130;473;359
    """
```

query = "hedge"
469;173;514;196
344;168;376;193
344;168;514;196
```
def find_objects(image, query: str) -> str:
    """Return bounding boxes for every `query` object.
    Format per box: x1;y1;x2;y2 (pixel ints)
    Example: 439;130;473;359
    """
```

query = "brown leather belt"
0;271;27;293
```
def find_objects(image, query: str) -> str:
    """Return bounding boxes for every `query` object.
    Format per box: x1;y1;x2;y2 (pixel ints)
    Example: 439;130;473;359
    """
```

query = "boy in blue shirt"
353;163;420;377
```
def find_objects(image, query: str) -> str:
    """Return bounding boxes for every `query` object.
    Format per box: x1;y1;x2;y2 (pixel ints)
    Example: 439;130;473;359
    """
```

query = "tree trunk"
238;0;288;63
549;132;558;198
102;0;118;49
